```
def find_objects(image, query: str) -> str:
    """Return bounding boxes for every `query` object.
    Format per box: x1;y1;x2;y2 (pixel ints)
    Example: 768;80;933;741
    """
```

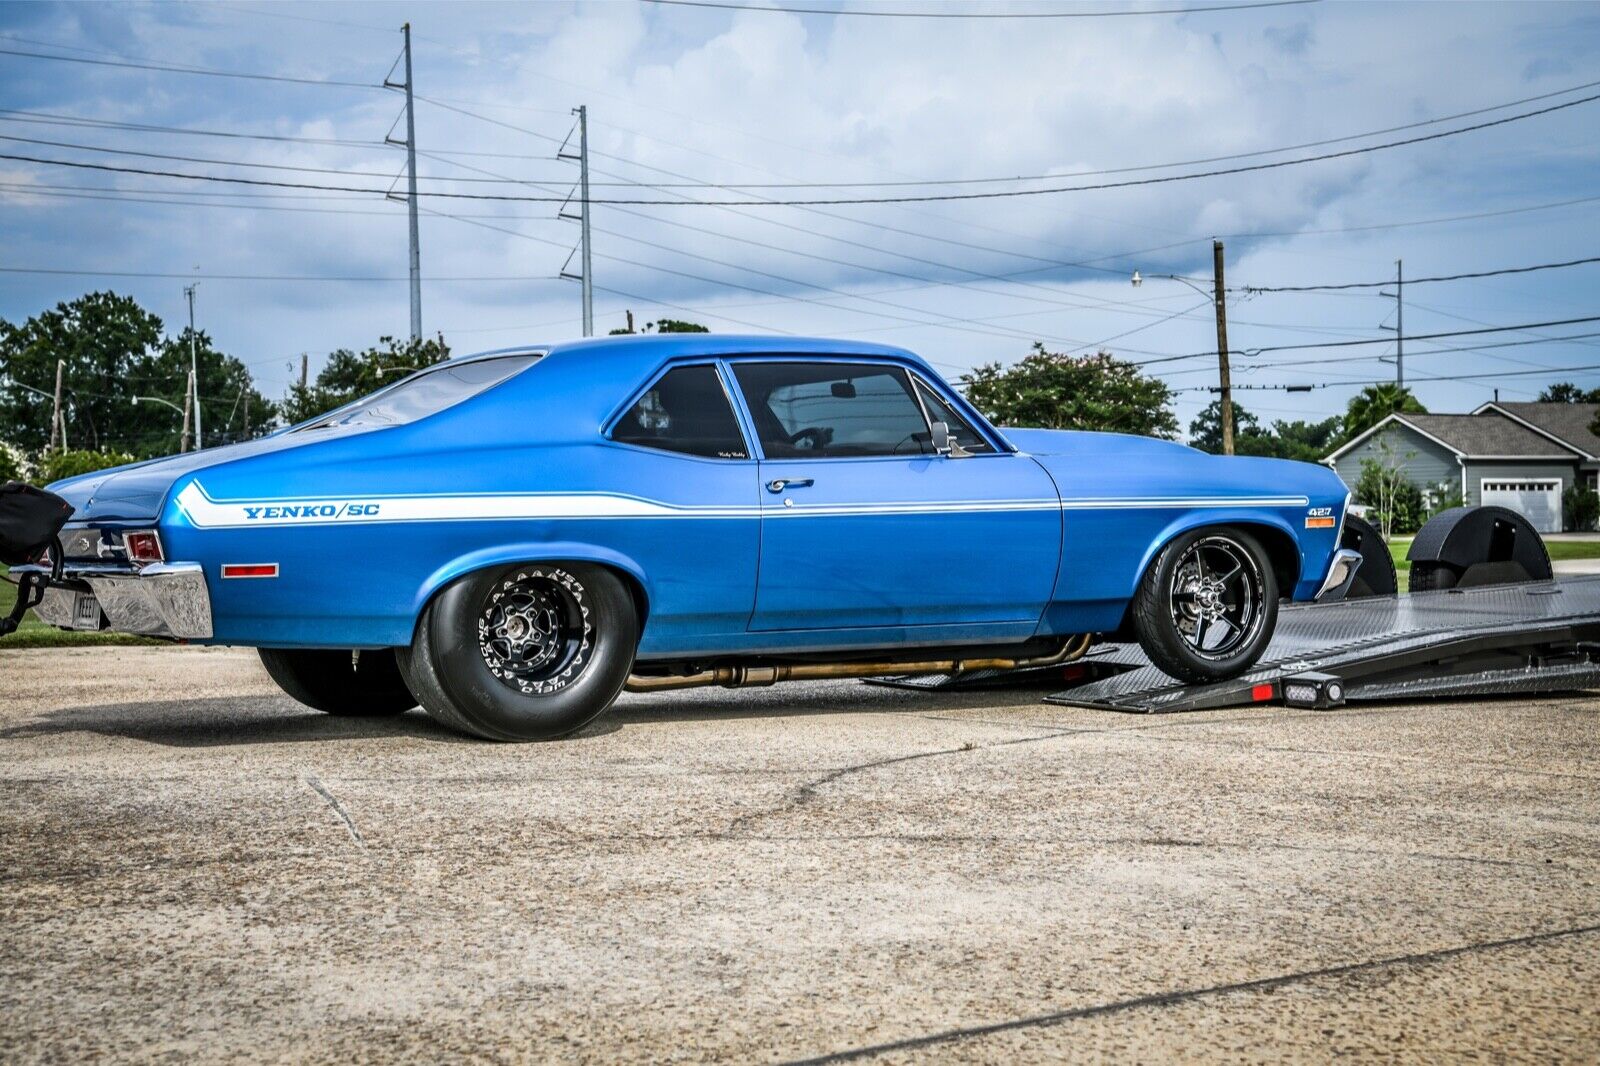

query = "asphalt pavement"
2;646;1597;1062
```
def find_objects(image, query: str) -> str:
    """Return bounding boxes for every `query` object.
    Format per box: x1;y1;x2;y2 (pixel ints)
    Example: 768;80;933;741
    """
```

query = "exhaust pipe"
624;633;1093;693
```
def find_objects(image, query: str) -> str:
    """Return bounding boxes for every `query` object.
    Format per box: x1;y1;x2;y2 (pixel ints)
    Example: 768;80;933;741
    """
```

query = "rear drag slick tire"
407;562;638;742
257;647;417;716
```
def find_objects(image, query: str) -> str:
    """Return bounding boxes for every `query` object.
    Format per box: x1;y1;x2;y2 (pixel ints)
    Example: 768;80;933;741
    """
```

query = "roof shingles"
1397;412;1574;457
1489;402;1600;458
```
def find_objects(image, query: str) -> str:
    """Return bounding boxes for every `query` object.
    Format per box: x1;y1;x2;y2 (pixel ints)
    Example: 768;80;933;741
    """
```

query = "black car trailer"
871;506;1600;713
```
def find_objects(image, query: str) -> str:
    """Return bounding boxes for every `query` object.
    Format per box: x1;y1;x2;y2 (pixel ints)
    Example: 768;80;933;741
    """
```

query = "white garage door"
1481;479;1561;533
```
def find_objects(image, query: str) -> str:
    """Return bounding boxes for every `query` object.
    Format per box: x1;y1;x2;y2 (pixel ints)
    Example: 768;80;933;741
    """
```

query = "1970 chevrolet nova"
24;334;1357;740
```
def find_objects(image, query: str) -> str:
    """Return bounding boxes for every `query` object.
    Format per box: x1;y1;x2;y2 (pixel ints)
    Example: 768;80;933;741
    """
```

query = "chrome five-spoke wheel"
1132;527;1280;683
1168;535;1265;660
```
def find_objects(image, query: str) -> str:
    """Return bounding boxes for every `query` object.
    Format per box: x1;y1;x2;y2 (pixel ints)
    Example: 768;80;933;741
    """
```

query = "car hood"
47;431;317;522
1003;427;1202;459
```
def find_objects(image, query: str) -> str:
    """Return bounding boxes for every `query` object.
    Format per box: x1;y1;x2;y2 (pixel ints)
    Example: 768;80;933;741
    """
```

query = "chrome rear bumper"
20;561;213;639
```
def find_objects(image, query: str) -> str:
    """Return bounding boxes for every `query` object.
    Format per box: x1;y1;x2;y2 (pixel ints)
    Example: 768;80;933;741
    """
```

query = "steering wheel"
789;427;832;451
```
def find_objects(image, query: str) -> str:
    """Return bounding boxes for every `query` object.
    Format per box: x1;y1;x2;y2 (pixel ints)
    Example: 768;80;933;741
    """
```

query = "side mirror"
929;421;972;458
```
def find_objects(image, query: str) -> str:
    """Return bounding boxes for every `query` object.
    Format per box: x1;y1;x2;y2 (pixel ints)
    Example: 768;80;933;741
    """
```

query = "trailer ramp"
1050;576;1600;713
868;577;1600;713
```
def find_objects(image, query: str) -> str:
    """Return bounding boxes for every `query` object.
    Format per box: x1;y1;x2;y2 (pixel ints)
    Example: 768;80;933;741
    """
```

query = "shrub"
1564;484;1600;532
38;449;138;485
0;441;34;483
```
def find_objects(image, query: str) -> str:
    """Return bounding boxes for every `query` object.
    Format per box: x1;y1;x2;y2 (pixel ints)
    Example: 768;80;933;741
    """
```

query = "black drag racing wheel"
1131;527;1278;683
399;562;638;741
257;647;417;715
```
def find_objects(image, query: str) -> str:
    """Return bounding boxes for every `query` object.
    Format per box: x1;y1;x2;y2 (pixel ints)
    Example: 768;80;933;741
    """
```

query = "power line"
458;75;1600;189
1129;314;1600;367
0;133;584;184
0;46;383;89
641;0;1318;18
1241;255;1600;293
0;108;387;148
5;91;1593;206
0;266;567;283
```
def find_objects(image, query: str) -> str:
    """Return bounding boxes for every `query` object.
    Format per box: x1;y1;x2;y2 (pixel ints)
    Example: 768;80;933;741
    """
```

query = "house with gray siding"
1325;409;1588;532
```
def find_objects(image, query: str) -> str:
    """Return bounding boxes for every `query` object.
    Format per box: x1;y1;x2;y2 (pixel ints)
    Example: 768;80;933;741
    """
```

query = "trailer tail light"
1250;682;1276;703
125;530;164;565
222;563;279;579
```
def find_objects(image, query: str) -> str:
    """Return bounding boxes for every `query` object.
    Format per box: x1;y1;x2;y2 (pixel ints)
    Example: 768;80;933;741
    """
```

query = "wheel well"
1110;521;1301;641
1227;522;1301;596
416;559;650;633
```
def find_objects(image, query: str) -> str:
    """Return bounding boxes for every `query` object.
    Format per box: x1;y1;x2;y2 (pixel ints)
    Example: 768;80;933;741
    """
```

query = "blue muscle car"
28;335;1357;740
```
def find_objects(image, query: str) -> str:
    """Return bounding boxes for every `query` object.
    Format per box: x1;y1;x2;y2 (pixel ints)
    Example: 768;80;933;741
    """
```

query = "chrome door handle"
767;478;814;493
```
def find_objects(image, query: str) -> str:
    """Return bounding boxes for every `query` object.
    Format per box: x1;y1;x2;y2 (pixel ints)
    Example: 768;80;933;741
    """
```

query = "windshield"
295;354;539;432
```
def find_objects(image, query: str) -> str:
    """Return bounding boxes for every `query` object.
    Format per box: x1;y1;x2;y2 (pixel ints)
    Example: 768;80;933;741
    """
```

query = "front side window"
732;362;934;458
610;364;749;459
912;376;995;454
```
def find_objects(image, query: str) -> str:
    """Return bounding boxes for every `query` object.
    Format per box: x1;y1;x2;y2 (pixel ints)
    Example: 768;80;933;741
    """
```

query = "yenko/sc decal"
241;503;381;521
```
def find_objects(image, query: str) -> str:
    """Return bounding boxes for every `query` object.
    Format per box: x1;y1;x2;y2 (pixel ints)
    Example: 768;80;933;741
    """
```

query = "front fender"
1132;508;1308;598
415;541;653;619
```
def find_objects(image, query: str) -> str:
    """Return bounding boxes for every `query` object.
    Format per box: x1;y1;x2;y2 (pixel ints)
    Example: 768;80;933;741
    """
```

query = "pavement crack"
729;727;1077;832
305;775;366;848
784;920;1600;1064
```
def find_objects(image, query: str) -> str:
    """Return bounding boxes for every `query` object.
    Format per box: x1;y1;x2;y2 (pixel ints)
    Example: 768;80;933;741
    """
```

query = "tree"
1353;438;1425;539
1342;383;1425;441
1188;399;1260;454
0;291;163;452
280;334;450;425
1188;401;1341;462
964;345;1178;438
150;328;276;450
0;291;273;457
1539;382;1600;403
1564;484;1599;532
1266;416;1344;463
608;313;709;335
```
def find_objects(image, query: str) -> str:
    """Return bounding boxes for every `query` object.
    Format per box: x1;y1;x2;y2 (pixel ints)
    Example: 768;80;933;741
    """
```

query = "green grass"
0;565;159;649
1388;535;1600;580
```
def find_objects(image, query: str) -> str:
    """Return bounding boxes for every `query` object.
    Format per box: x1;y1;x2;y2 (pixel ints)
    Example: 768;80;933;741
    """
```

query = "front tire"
401;562;638;741
257;647;417;715
1131;528;1278;683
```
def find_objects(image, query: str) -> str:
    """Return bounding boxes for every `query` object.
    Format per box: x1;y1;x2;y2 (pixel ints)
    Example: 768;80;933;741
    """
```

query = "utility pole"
184;283;201;450
180;369;194;453
299;354;309;391
577;105;593;336
386;23;423;341
1381;259;1404;387
1212;239;1234;457
50;359;64;452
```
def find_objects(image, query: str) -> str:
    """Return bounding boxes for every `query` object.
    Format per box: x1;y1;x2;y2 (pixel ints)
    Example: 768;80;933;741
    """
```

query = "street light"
133;395;184;415
134;394;189;453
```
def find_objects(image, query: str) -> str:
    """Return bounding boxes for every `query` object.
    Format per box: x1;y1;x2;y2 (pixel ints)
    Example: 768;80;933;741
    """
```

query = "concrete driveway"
2;646;1597;1062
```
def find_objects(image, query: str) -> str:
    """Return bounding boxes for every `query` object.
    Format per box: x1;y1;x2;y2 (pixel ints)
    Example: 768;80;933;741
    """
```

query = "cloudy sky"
2;0;1598;435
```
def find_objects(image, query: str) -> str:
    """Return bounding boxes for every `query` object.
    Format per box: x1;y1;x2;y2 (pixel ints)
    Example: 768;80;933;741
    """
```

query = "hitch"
1;480;75;638
1;554;58;637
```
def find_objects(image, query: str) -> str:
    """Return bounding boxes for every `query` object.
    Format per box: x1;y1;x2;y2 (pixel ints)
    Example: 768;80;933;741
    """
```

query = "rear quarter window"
295;354;538;431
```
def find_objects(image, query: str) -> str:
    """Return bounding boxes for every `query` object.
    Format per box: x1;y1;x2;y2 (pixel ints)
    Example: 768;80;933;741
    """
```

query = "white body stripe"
173;482;1309;530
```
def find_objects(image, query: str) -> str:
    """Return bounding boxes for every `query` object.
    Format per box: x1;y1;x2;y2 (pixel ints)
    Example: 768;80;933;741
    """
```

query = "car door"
729;358;1061;632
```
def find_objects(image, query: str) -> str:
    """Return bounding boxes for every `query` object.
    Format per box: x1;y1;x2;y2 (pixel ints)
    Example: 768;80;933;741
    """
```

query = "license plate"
72;591;102;630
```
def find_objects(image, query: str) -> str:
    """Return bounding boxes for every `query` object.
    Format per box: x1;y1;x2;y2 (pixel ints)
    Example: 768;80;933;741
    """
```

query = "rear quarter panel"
158;355;761;650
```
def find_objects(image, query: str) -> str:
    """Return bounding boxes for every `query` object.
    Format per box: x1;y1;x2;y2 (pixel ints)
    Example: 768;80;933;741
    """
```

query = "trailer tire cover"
1339;513;1397;598
0;481;74;566
1406;505;1552;592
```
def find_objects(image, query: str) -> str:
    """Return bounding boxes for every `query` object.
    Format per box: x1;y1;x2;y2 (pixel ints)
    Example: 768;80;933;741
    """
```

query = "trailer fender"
1339;513;1397;598
1406;505;1552;592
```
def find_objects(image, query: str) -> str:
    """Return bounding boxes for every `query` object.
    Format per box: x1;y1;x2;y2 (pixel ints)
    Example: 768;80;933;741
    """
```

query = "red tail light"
125;530;164;564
